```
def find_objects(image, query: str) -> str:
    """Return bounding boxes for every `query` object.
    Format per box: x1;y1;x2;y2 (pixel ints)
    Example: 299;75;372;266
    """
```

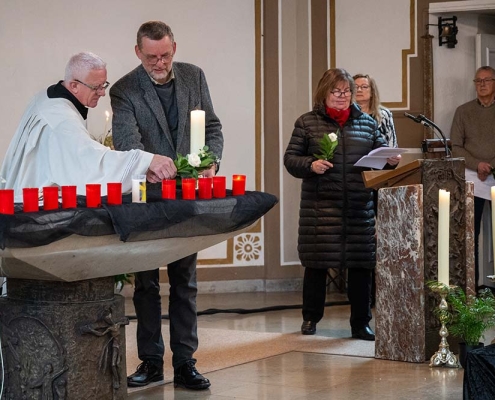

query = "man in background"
110;21;223;390
0;52;175;199
451;65;495;290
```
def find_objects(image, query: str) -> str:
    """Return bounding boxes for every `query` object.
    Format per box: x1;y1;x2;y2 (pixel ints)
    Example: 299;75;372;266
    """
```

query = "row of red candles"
0;175;246;214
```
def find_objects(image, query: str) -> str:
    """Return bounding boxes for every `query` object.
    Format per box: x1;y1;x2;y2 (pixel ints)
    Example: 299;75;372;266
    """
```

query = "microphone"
404;112;422;123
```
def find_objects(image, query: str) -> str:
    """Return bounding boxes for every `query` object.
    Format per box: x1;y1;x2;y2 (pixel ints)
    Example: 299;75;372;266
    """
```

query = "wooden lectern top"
362;160;423;190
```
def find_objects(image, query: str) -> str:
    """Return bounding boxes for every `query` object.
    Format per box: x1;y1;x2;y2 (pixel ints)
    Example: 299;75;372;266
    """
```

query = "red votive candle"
162;179;176;199
86;184;101;208
107;182;122;206
23;188;39;212
182;178;196;200
62;185;77;209
232;175;246;196
0;189;14;214
212;176;226;198
198;177;212;199
43;186;59;211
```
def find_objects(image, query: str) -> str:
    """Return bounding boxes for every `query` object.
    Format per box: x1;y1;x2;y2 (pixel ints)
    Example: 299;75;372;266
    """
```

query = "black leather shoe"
351;325;375;341
301;320;316;335
127;361;164;387
174;360;211;390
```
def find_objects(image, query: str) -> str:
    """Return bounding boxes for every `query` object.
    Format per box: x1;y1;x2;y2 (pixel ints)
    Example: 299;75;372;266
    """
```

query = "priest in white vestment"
0;52;176;201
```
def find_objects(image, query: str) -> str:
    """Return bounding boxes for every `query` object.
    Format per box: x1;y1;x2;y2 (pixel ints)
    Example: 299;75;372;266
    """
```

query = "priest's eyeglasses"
473;78;495;85
74;79;110;92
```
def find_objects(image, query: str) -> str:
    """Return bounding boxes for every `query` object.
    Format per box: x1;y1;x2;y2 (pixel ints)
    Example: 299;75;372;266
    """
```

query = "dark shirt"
47;80;88;120
154;80;178;149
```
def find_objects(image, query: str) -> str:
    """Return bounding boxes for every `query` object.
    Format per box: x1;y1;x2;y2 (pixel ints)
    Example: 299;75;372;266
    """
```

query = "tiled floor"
126;292;466;400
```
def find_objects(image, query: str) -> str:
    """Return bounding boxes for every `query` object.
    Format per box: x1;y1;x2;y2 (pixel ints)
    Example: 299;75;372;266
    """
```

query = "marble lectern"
0;191;277;399
371;159;475;363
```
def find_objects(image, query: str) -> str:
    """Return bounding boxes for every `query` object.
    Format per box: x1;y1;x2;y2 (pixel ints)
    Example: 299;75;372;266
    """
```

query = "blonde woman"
353;74;398;148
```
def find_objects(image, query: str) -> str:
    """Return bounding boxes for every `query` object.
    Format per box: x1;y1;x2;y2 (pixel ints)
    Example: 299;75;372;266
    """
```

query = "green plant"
114;273;133;292
313;131;339;161
445;287;495;346
174;145;218;179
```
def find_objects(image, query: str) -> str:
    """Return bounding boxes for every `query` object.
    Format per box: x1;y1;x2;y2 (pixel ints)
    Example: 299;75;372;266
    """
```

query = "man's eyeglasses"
75;79;110;92
144;53;174;65
355;85;370;91
473;78;495;85
330;89;352;97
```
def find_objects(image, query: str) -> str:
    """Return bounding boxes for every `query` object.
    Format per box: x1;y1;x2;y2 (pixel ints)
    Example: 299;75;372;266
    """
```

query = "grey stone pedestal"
0;277;128;400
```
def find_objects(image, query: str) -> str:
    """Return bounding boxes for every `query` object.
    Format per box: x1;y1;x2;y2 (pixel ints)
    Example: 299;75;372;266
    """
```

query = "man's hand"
147;155;177;182
477;161;492;181
200;164;217;178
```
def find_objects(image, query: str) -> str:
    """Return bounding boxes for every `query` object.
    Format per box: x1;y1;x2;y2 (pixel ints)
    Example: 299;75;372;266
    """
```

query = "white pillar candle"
190;110;205;155
438;189;450;286
491;186;495;275
104;110;110;136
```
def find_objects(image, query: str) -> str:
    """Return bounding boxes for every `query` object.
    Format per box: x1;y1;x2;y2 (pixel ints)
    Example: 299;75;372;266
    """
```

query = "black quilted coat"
283;103;388;270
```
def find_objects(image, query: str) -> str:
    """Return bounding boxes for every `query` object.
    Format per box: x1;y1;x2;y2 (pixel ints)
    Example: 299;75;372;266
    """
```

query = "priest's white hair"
64;52;106;81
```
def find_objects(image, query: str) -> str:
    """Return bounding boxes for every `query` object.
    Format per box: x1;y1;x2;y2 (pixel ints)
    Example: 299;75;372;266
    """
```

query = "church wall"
0;0;465;292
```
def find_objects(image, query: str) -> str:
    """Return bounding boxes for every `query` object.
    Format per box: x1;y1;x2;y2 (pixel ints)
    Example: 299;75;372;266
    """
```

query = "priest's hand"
148;155;177;181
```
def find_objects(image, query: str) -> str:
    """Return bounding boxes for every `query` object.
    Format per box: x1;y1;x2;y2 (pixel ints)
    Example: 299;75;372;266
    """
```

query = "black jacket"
284;103;388;270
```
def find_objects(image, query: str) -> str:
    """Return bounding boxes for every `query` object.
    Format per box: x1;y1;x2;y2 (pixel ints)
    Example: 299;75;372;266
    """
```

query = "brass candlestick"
429;283;459;368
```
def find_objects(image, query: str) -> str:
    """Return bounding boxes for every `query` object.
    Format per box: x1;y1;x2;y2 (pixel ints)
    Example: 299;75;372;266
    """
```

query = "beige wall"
1;0;463;291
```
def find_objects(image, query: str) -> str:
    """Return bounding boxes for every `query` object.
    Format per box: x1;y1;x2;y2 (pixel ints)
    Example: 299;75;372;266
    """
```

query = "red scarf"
325;106;351;127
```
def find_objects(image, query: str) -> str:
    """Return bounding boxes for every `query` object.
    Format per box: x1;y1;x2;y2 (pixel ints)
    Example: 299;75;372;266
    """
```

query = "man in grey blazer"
110;21;223;390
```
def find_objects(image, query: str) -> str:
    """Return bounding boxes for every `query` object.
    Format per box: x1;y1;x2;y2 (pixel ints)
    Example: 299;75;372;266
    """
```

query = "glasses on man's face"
143;52;174;65
473;78;495;85
330;89;352;98
75;79;110;92
355;85;370;91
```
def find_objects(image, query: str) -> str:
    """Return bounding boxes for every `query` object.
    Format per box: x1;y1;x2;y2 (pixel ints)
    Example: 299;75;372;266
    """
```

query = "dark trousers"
302;267;372;330
474;196;490;288
133;253;198;369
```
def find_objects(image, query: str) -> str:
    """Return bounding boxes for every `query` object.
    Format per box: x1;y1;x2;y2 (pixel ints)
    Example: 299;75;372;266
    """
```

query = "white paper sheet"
465;168;495;200
354;148;408;169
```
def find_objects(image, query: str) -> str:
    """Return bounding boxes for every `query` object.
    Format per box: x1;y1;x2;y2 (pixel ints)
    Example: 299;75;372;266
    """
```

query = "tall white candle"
438;189;450;286
104;110;110;136
491;186;495;275
190;110;205;155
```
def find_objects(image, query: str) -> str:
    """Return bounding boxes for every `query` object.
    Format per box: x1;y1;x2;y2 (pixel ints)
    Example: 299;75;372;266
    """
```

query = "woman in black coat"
284;68;400;340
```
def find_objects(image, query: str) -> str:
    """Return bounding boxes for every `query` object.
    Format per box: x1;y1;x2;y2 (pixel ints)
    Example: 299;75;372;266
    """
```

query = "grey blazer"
110;62;223;161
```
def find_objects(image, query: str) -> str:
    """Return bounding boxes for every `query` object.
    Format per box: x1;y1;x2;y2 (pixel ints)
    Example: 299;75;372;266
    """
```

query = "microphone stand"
417;115;451;158
404;113;451;158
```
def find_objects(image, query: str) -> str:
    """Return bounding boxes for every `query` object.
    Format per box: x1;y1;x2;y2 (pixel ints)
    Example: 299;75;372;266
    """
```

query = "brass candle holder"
429;282;459;368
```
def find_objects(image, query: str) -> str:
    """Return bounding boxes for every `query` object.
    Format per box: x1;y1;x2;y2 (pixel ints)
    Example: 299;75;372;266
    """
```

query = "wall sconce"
438;16;458;48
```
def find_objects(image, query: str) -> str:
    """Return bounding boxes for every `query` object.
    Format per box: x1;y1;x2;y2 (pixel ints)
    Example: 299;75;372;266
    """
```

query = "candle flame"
105;110;110;120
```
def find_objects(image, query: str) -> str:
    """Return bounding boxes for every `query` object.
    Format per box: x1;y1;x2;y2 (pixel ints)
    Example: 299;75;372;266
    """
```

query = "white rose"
328;133;338;142
187;153;201;167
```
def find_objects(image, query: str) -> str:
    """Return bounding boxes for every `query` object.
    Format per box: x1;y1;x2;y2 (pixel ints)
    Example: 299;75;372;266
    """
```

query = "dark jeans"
302;267;372;330
133;253;198;369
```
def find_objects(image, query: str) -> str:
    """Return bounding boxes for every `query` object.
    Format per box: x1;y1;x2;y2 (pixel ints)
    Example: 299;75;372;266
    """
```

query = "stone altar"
373;159;475;362
0;191;277;399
